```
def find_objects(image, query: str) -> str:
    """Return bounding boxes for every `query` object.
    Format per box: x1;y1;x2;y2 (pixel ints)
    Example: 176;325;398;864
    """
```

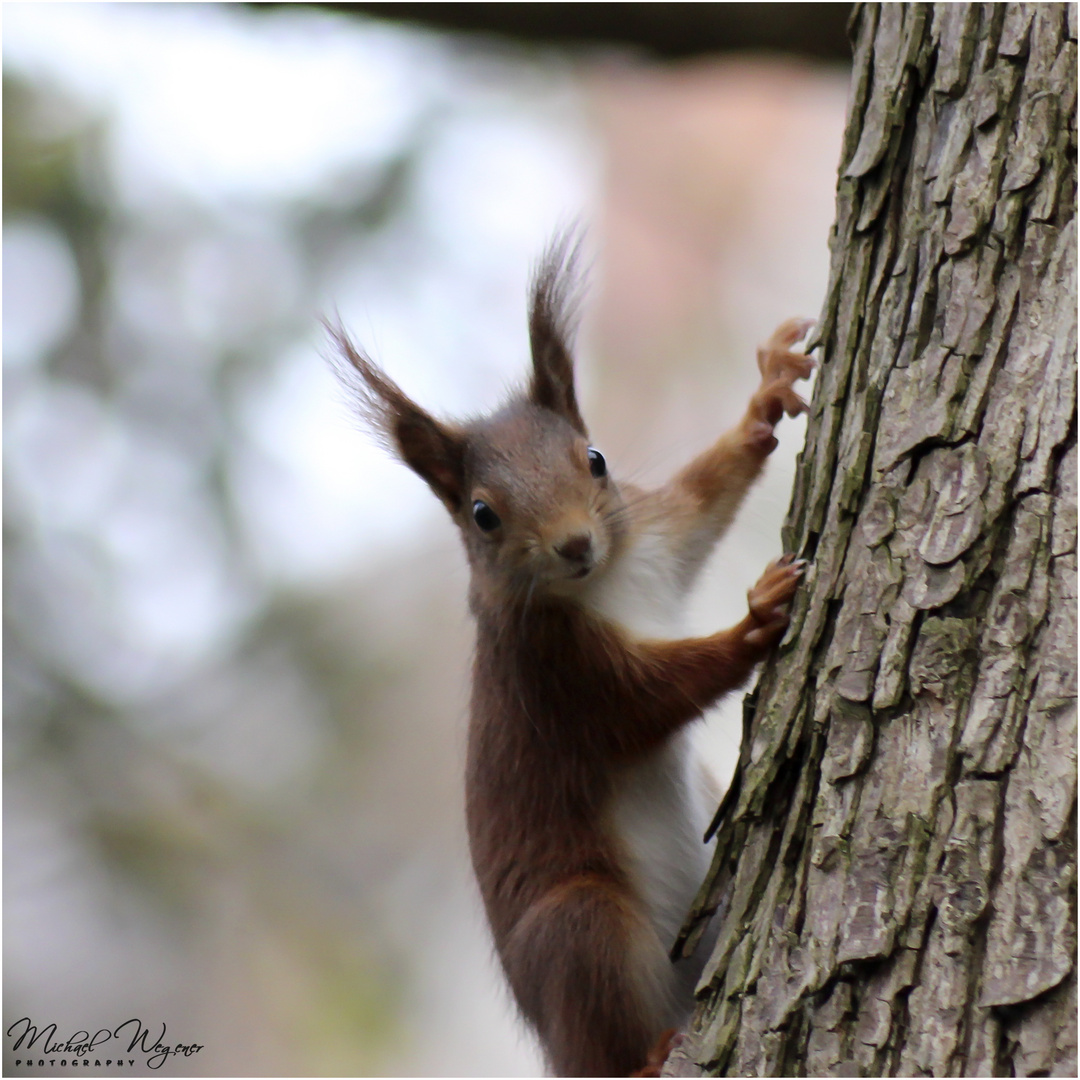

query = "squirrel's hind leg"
503;874;676;1077
630;1028;680;1078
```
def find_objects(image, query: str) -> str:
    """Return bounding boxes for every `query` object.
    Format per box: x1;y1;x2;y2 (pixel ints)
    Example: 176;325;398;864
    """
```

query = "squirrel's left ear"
528;232;587;435
328;322;467;513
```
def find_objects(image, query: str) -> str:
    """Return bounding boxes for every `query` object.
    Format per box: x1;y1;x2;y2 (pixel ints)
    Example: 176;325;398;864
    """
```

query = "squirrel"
329;234;813;1077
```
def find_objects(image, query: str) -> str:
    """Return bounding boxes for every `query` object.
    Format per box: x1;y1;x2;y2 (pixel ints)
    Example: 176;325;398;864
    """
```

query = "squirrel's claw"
748;318;816;448
744;555;806;648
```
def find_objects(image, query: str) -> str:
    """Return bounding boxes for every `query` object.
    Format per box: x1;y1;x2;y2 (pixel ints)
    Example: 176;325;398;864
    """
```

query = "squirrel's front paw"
745;318;816;454
743;554;806;648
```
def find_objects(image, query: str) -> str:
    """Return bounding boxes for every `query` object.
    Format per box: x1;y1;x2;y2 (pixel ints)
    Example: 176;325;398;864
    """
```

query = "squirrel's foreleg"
665;318;815;546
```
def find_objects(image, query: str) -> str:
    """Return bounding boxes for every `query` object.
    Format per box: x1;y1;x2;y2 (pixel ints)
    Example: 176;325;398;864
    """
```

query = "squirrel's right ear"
327;323;467;513
528;232;587;435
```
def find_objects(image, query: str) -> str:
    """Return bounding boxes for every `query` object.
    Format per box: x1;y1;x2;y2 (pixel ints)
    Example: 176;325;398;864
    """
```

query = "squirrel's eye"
587;447;606;479
472;500;501;532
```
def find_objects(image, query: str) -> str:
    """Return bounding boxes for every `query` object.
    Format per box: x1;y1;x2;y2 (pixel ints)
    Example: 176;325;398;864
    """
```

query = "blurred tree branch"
257;2;854;62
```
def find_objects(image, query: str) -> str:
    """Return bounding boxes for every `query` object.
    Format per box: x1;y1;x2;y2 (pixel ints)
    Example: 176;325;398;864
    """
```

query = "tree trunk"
668;4;1077;1076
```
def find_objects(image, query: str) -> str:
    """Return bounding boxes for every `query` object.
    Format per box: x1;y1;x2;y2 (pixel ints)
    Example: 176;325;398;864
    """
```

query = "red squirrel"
329;236;812;1077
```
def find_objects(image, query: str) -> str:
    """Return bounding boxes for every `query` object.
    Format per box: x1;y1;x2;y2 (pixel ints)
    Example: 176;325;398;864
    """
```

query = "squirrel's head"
329;235;627;605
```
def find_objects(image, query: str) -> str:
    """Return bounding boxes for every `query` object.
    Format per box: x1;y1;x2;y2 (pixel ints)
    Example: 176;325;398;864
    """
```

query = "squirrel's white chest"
584;526;689;639
606;731;716;948
584;525;720;997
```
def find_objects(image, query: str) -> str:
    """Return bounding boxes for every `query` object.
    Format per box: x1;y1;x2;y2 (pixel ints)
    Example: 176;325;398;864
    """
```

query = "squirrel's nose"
555;533;593;562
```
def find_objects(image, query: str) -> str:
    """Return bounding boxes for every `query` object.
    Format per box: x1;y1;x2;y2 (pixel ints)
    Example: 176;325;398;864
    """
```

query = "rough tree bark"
668;4;1077;1076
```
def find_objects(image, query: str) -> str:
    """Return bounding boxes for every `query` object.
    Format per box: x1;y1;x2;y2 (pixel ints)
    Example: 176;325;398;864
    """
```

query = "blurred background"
4;3;850;1075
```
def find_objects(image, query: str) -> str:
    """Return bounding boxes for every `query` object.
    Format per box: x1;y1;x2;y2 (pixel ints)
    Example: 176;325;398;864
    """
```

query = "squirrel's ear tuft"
326;321;466;513
528;231;587;435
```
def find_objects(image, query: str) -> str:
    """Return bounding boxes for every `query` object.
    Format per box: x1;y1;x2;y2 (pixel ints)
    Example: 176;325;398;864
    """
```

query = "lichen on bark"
668;4;1077;1076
